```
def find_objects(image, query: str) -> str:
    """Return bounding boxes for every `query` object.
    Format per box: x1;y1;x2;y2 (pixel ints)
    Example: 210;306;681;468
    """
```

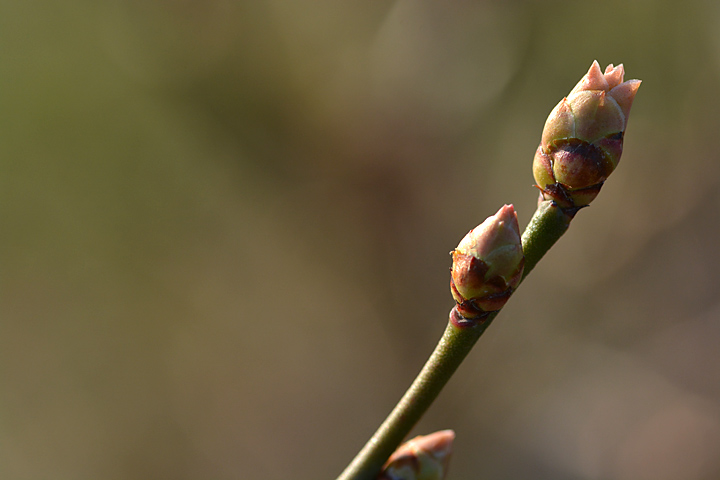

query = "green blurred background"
4;1;720;479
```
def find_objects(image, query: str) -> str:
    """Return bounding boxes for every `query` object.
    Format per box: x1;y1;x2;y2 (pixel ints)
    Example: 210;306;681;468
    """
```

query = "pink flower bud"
378;430;455;480
533;61;641;209
450;205;524;319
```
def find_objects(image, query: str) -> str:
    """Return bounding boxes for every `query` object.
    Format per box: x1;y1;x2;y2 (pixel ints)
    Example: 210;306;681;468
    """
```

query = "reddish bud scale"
450;254;523;318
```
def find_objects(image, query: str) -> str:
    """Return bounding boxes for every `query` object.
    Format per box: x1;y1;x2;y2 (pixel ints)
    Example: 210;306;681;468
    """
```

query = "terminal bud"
533;61;641;209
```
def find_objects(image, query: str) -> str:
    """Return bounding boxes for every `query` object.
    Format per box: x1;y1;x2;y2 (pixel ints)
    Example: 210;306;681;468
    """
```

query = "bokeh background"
4;1;720;479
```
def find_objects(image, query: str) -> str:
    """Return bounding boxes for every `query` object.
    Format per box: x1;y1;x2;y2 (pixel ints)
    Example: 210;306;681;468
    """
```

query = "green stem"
335;316;495;480
520;200;572;280
336;200;572;480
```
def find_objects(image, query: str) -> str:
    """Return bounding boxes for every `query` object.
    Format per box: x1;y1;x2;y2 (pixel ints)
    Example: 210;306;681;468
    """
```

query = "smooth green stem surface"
336;199;573;480
335;316;495;480
520;200;572;280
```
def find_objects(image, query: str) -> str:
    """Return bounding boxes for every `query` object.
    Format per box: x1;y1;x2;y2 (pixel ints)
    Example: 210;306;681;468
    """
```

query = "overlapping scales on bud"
533;61;641;209
450;205;524;320
378;430;455;480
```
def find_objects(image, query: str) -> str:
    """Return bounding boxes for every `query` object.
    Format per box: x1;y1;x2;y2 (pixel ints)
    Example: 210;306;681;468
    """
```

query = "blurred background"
4;0;720;479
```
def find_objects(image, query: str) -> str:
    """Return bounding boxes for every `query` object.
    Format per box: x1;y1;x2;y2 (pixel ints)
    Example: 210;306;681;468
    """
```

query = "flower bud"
533;61;641;209
378;430;455;480
450;204;524;319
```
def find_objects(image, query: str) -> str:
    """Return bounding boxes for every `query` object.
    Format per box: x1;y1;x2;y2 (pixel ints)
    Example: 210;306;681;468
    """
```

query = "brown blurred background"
4;1;720;479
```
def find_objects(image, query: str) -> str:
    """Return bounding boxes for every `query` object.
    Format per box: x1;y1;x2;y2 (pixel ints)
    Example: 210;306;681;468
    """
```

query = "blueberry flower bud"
378;430;455;480
533;61;641;209
450;205;524;319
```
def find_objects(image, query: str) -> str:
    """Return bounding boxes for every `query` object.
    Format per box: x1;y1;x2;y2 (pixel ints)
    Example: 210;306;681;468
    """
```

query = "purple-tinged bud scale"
450;205;524;321
377;430;455;480
533;61;641;209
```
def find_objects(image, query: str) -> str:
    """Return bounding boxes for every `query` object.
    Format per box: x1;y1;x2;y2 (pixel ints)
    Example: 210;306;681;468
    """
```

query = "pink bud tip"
409;430;455;462
379;430;456;480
